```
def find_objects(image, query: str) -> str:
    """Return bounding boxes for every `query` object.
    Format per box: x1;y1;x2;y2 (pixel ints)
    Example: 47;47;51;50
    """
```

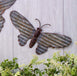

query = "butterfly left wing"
0;0;16;31
10;11;35;46
37;33;72;55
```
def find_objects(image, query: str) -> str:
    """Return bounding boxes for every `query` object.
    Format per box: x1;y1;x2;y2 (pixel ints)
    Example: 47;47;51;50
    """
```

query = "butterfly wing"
0;0;16;31
10;11;35;46
37;33;72;55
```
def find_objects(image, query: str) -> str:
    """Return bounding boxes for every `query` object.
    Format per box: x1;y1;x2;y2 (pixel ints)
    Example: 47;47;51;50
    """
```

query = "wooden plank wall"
0;0;77;64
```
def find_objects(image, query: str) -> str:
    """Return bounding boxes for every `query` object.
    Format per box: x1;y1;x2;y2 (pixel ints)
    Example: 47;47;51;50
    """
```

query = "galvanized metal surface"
10;11;35;46
10;11;72;55
0;0;16;32
37;33;72;54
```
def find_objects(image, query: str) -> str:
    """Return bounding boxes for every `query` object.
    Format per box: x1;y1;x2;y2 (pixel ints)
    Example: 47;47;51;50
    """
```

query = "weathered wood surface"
0;0;76;64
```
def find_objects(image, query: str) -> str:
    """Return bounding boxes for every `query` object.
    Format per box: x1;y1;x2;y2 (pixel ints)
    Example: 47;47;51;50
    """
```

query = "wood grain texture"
0;0;76;64
64;0;77;54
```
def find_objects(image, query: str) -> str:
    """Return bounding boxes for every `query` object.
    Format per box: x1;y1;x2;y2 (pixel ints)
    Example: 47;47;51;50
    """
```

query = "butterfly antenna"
35;18;41;27
41;24;51;28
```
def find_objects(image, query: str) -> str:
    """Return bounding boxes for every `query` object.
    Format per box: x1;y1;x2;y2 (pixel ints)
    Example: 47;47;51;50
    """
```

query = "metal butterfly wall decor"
10;11;72;55
0;0;16;32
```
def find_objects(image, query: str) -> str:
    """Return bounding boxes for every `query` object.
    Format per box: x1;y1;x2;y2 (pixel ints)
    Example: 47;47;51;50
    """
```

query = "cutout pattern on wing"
37;33;72;54
0;0;16;31
10;11;35;46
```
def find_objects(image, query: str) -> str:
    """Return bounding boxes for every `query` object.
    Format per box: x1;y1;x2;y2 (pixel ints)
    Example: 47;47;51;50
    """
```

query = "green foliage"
1;58;18;70
19;55;44;76
0;58;19;76
0;52;77;76
43;52;77;76
1;68;13;76
19;66;43;76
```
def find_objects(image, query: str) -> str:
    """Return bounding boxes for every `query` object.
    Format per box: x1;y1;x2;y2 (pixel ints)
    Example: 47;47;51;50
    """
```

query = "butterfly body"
29;28;42;48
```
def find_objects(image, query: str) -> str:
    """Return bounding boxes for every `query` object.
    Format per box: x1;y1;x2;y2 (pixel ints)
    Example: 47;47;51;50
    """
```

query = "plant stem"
52;73;54;76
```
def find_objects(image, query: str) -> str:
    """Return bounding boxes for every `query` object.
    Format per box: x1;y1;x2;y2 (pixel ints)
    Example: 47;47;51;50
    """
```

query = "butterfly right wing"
10;11;35;46
37;33;72;55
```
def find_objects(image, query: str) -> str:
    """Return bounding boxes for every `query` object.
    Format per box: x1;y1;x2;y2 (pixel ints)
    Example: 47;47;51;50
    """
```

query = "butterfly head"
35;18;51;30
37;28;42;32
